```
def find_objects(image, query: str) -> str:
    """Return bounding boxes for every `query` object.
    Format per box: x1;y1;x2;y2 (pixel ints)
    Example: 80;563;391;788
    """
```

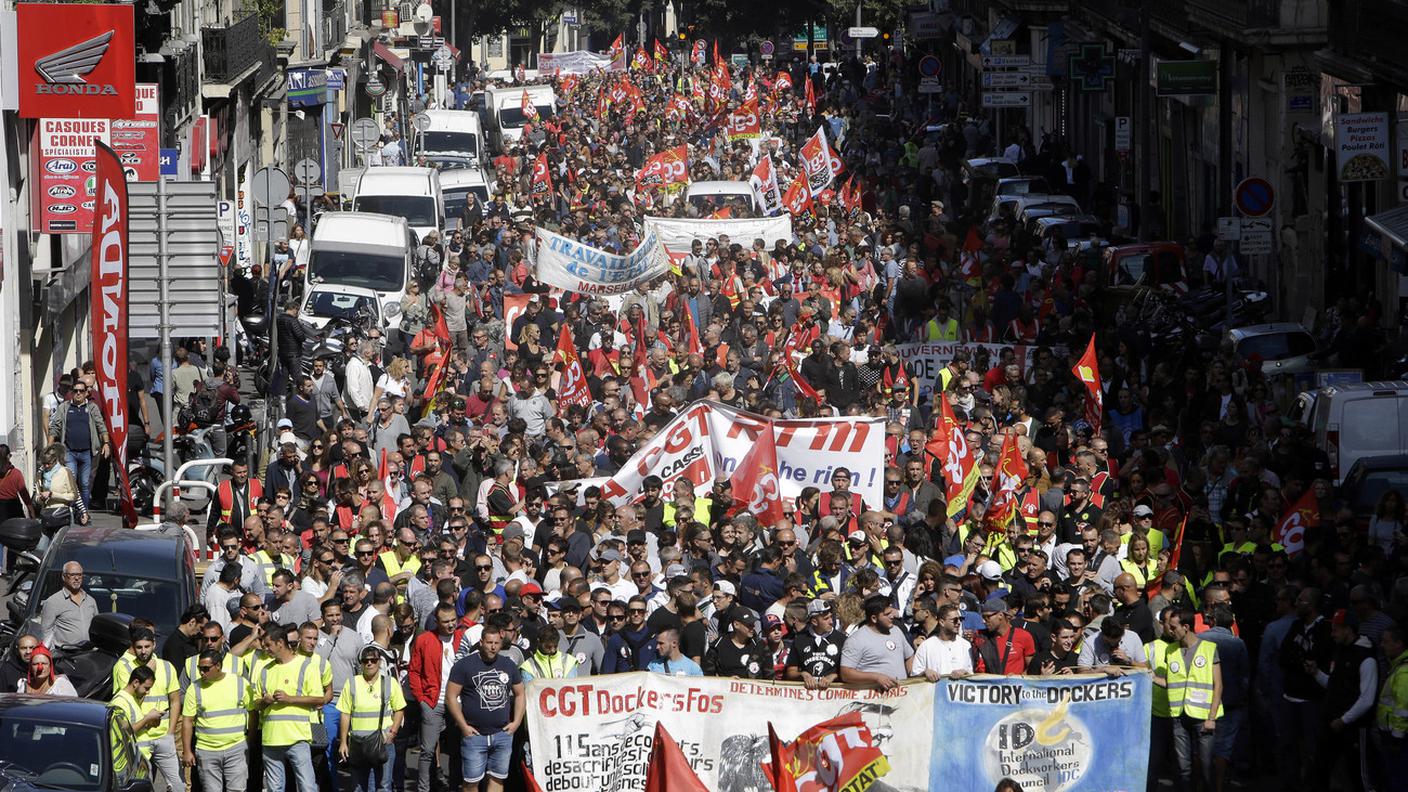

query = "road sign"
982;71;1032;88
981;92;1031;108
1234;177;1275;217
330;122;345;140
917;55;942;78
159;148;179;176
919;77;942;94
848;26;879;38
294;158;321;185
1114;117;1132;152
252;167;290;209
982;55;1030;69
349;117;381;152
1216;217;1241;241
760;40;775;56
1239;217;1274;254
413;113;433;133
365;74;387;98
433;44;453;68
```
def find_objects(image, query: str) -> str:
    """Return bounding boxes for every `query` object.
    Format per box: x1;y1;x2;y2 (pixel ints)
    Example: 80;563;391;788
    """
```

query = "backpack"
186;380;220;426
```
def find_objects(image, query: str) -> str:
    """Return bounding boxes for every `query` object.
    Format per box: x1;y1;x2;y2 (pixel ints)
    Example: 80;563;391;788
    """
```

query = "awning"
1367;205;1408;249
373;40;404;72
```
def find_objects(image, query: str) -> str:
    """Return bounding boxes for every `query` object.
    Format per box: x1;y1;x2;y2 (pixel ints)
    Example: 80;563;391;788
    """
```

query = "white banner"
585;401;884;510
643;215;794;256
536;50;617;74
533;227;671;295
527;672;934;792
898;342;1040;399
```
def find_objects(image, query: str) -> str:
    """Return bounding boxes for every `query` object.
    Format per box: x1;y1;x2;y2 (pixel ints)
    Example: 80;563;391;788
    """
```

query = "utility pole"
157;175;174;498
1138;2;1153;241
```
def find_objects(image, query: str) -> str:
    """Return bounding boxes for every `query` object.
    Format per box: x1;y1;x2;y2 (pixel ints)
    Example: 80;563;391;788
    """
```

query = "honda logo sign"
18;4;135;119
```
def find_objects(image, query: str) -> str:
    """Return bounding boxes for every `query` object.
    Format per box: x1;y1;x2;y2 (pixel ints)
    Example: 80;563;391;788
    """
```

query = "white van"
306;212;415;324
684;181;759;218
353;166;443;244
420;109;483;169
487;85;556;151
440;168;496;230
1295;380;1408;483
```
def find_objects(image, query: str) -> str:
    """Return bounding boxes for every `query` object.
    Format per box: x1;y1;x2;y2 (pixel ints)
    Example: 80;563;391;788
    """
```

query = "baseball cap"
1332;608;1359;628
1132;504;1154;518
980;599;1009;615
598;549;623;564
976;560;1003;582
276;418;293;429
764;614;784;632
713;580;737;597
734;611;758;630
518;581;544;597
664;563;687;579
806;599;833;617
847;530;868;545
627;529;648;545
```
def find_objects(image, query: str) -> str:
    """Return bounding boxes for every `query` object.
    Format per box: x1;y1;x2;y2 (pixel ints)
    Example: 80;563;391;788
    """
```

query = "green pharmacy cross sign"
1068;44;1115;92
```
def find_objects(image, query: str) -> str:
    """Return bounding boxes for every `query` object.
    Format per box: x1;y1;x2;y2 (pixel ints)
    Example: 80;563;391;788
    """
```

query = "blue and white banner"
929;674;1152;792
533;227;670;295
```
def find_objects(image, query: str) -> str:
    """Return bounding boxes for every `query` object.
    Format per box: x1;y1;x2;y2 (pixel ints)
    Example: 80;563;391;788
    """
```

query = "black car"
1;524;197;697
1341;454;1408;518
0;694;152;792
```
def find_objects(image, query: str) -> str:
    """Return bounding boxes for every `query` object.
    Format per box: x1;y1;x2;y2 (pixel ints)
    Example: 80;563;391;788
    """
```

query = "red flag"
729;419;785;525
798;127;835;195
523;763;546;792
926;396;981;516
774;71;793;92
765;713;891;792
985;432;1030;531
430;301;451;347
635;145;689;191
712;39;720;65
554;325;591;411
804;76;816;114
751;154;782;215
654;38;668;64
502;293;531;351
644;722;710;792
520;89;539;120
609;33;625;69
90;141;138;527
782;175;813;216
691;39;706;67
726;99;762;141
559;74;578;96
531;150;553;200
762;722;800;792
683;305;703;356
1073;334;1103;434
1275;489;1319;557
632;46;651;71
959;226;984;285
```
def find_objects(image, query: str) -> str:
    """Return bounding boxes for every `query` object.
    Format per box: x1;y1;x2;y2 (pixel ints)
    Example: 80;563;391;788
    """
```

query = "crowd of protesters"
12;34;1407;792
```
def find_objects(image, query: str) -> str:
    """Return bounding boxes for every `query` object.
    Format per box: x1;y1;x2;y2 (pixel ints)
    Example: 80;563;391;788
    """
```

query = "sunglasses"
361;657;381;664
198;665;216;673
475;565;493;571
607;614;626;621
356;551;376;557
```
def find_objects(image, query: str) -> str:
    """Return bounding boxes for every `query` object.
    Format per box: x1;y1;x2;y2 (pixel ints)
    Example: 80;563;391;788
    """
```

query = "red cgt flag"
985;431;1030;531
959;226;984;286
644;722;710;792
926;396;981;516
804;76;816;114
1072;334;1103;434
1275;489;1319;557
763;713;891;792
554;324;592;411
782;174;813;216
729;419;785;525
531;151;553;200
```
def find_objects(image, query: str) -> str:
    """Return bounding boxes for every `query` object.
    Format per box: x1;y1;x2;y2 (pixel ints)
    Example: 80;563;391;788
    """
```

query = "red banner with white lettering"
726;99;762;141
89;142;138;527
985;432;1030;531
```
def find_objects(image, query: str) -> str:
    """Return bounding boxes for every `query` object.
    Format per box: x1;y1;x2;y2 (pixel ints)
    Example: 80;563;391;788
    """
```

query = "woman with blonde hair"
371;356;412;408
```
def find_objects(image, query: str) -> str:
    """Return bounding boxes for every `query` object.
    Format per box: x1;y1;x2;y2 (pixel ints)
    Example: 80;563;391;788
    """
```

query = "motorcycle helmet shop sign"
17;3;136;119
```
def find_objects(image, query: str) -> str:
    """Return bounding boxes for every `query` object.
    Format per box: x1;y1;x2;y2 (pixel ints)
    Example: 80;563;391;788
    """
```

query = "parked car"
1225;323;1317;378
0;694;152;792
1;523;196;697
1294;381;1408;483
1340;454;1408;519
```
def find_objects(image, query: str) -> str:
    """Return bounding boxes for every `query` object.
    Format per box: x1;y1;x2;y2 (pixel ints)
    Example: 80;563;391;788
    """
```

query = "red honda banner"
554;325;591;411
1073;334;1103;434
89;141;138;527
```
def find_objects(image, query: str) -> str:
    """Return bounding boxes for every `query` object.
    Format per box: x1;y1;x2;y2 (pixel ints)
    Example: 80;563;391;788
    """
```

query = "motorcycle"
125;424;220;516
253;312;371;396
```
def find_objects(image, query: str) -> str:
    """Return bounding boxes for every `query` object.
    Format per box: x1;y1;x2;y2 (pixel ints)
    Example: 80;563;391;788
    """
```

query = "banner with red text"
526;673;934;792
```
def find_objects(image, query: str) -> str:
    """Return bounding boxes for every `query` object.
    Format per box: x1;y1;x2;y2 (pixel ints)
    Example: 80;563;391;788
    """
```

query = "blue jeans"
64;449;93;508
350;740;397;792
262;741;317;792
460;731;511;784
322;701;341;780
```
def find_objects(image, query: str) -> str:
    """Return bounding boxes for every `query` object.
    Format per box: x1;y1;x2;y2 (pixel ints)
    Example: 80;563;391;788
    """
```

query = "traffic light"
678;31;686;41
882;31;891;42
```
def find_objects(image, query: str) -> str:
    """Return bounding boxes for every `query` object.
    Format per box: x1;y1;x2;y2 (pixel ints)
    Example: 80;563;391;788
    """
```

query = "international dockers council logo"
983;700;1092;791
34;31;119;95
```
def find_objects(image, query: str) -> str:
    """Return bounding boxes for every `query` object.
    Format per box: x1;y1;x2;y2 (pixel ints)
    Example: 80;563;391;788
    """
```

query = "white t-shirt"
436;635;455;706
910;635;974;678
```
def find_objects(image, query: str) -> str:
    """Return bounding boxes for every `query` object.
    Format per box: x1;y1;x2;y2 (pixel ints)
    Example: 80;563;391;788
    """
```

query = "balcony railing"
321;1;348;53
202;13;273;82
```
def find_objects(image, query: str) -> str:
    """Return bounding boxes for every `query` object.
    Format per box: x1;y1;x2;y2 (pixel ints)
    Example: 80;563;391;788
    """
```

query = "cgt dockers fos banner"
527;672;1150;792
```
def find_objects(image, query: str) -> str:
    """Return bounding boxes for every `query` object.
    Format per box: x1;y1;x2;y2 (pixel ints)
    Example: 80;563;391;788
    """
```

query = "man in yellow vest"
251;528;295;590
180;648;254;792
111;665;160;760
923;302;961;342
255;623;325;792
1158;607;1223;792
112;626;185;792
337;645;406;792
1378;624;1408;781
1145;609;1177;790
180;621;245;686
